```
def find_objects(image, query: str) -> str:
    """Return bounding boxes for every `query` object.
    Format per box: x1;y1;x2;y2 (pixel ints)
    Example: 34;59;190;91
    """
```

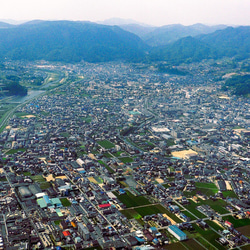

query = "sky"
1;0;250;26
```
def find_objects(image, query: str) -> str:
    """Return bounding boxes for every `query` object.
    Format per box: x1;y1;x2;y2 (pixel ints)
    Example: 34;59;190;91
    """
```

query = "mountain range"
0;20;249;64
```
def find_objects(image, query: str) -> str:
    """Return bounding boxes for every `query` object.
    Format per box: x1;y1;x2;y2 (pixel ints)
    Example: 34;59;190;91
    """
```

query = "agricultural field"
5;148;26;155
30;174;51;190
97;140;115;149
121;204;182;223
118;156;134;163
60;198;71;207
114;190;151;208
235;225;250;236
223;215;250;228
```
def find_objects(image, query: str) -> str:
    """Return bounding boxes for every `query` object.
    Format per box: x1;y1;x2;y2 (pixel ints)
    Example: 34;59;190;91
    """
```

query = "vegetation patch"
31;175;47;183
192;224;224;250
5;148;26;155
120;209;142;220
98;140;115;149
118;157;134;163
114;190;151;208
223;216;250;228
23;172;32;176
98;160;114;173
206;220;224;231
60;198;71;207
184;200;207;218
222;190;238;198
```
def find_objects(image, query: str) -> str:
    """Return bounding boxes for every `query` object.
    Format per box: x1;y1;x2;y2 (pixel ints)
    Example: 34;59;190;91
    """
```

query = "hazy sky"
1;0;250;26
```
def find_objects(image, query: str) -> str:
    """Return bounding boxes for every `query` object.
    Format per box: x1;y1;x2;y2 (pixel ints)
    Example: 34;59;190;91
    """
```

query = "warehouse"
168;225;187;241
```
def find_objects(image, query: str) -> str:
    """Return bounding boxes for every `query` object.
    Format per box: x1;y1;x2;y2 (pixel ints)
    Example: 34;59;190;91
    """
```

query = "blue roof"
150;227;158;232
168;225;186;237
43;195;51;205
135;236;145;243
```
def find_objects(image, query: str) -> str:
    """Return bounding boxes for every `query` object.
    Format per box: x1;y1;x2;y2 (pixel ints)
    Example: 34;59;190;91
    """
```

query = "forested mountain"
141;23;228;46
0;20;148;63
149;26;250;64
199;26;250;60
149;36;217;64
0;20;248;65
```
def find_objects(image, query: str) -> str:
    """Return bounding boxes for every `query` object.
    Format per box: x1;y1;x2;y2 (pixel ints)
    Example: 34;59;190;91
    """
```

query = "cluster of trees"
222;75;250;96
3;81;27;96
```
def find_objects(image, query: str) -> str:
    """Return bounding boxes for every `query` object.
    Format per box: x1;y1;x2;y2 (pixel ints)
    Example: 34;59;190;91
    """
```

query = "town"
0;59;249;250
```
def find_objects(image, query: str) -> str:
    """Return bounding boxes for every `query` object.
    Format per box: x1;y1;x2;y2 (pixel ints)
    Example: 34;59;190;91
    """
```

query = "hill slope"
149;26;250;64
142;23;228;46
0;20;148;63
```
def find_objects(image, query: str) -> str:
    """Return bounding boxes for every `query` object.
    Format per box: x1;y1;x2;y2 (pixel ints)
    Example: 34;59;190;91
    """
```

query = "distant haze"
1;0;250;26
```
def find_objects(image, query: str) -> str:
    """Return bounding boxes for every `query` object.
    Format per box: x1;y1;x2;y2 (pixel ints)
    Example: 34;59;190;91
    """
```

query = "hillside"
149;26;250;65
149;36;217;64
142;23;228;46
0;21;248;65
0;20;148;63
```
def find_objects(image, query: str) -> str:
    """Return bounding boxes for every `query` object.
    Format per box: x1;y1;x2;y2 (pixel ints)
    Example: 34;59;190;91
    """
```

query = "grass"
182;210;197;221
54;220;61;225
31;175;47;183
5;148;26;155
223;215;250;228
198;199;229;214
118;157;134;163
23;171;32;176
98;160;115;173
113;151;126;157
222;190;238;198
192;224;225;250
94;176;103;184
60;198;71;207
103;152;113;158
121;204;182;223
184;200;207;219
114;190;151;208
98;140;115;149
206;220;224;231
40;182;51;190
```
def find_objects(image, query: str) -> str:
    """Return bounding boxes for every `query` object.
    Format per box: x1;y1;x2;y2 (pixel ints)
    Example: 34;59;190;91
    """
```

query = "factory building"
168;225;187;241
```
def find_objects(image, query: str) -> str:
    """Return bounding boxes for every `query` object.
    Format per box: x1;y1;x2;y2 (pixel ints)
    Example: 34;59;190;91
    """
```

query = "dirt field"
172;149;198;159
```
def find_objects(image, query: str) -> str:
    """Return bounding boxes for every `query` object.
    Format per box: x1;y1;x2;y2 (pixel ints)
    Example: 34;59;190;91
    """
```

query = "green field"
114;190;151;208
198;199;229;214
118;157;134;163
222;190;238;198
223;215;250;228
98;140;115;149
5;148;26;155
98;160;115;173
206;220;224;231
121;204;182;223
192;224;225;250
60;198;71;207
184;200;207;219
31;175;47;183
